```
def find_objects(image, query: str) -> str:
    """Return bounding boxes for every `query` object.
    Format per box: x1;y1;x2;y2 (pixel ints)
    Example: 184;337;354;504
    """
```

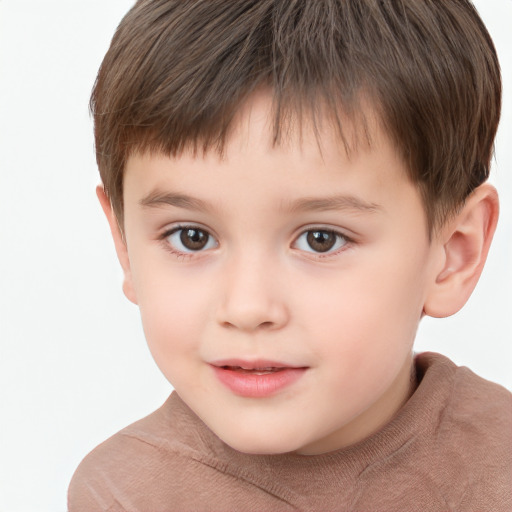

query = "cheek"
299;248;427;365
133;264;211;365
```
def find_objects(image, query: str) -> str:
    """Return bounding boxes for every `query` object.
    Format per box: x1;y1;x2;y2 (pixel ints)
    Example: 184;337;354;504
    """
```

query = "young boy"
68;0;511;510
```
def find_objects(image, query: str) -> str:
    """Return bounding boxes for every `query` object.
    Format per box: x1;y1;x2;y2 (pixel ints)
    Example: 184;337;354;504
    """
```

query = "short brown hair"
91;0;501;232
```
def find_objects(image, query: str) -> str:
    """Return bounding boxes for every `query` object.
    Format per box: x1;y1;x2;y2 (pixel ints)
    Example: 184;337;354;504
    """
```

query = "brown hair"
91;0;501;232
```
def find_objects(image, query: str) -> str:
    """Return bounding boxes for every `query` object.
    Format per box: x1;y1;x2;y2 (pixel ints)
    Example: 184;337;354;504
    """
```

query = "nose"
216;252;289;332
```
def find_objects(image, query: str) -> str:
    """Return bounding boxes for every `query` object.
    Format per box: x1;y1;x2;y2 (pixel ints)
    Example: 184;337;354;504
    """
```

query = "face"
116;94;441;455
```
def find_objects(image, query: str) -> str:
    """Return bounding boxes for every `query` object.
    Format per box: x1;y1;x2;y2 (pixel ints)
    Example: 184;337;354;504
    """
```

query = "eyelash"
159;225;353;259
160;224;217;259
293;228;352;257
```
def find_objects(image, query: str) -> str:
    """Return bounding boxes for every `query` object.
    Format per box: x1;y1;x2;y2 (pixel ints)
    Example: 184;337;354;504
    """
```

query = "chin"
227;439;296;455
216;426;304;455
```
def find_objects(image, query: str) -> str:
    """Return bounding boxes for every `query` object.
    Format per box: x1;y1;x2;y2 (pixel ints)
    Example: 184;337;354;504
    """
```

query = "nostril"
220;320;274;329
216;296;290;332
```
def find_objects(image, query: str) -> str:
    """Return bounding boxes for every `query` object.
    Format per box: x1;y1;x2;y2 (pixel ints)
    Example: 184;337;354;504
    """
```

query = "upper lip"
210;359;307;370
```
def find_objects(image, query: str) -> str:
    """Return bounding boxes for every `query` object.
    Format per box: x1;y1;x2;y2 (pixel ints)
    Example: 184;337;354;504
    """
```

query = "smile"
210;360;308;398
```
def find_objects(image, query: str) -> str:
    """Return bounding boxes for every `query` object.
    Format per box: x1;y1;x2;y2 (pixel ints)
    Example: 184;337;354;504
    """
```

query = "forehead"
123;92;422;227
127;88;384;173
225;90;378;161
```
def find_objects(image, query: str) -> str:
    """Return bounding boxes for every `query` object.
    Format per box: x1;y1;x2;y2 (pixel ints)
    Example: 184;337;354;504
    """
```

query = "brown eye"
294;229;348;254
306;230;337;252
166;226;217;253
180;228;209;250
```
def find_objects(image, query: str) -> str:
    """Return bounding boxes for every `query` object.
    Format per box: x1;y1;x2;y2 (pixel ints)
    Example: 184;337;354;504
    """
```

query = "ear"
424;183;499;318
96;185;138;305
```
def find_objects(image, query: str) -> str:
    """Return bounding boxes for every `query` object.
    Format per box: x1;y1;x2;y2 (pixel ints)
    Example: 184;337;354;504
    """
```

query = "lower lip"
211;366;307;398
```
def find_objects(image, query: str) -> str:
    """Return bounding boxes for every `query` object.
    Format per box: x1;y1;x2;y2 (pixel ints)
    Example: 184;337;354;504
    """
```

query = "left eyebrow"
287;195;382;214
140;191;214;213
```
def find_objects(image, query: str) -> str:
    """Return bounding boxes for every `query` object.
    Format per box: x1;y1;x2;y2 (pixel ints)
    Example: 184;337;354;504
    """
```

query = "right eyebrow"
140;191;214;213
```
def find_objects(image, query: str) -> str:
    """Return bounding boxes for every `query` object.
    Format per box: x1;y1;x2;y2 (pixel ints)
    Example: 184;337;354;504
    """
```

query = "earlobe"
424;183;499;318
96;185;138;305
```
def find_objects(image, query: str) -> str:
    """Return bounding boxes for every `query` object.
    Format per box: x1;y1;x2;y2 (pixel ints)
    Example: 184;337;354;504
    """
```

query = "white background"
0;1;510;511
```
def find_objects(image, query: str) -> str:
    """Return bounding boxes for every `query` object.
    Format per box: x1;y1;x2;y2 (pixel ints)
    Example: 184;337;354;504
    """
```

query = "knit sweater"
68;352;512;511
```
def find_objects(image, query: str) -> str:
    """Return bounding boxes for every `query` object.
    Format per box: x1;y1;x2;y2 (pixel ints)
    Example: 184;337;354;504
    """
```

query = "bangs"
92;0;500;232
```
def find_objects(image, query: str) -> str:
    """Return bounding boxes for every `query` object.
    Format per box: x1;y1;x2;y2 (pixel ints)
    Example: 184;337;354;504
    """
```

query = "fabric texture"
68;352;512;511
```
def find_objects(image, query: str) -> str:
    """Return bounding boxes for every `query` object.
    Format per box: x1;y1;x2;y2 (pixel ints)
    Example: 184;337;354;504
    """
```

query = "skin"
100;93;499;455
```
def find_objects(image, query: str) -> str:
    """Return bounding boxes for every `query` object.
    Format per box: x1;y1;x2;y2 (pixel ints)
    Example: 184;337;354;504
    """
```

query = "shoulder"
425;352;512;440
416;351;511;421
67;393;217;512
417;352;512;510
68;392;297;512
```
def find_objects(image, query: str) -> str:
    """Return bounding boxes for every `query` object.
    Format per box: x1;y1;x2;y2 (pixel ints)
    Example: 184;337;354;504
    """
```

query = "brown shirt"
68;353;512;511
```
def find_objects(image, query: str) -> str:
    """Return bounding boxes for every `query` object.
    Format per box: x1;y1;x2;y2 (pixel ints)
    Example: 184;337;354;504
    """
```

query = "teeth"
224;366;283;373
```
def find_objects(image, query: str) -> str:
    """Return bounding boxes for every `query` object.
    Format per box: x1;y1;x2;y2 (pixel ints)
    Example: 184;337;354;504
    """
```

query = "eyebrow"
287;195;382;214
140;190;382;215
140;192;213;213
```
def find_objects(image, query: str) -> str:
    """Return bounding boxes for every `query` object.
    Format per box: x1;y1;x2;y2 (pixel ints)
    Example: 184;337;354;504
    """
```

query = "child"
68;0;511;510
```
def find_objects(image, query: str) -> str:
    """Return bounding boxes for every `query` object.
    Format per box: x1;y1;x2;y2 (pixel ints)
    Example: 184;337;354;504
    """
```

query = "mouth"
209;360;308;397
219;365;290;375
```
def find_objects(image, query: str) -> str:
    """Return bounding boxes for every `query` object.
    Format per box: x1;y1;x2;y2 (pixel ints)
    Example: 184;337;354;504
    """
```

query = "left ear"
424;183;499;318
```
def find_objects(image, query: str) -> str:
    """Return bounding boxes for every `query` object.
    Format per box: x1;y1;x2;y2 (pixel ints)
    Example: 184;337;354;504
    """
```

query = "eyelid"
160;223;219;257
294;224;355;241
292;226;355;256
160;222;217;240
